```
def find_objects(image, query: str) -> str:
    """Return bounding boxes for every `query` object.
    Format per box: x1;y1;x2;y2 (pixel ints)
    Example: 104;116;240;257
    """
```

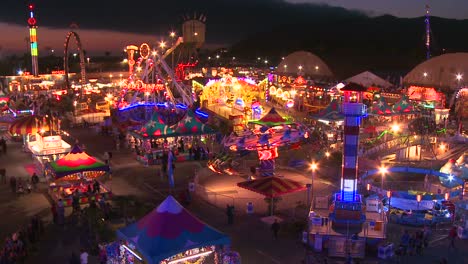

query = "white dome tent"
277;51;333;78
403;53;468;89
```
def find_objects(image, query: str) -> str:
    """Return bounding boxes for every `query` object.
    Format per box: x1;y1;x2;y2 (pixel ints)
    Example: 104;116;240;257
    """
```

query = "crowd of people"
0;216;43;264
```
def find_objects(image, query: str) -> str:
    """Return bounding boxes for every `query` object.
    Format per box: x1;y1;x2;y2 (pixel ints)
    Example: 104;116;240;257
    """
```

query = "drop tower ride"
27;3;39;76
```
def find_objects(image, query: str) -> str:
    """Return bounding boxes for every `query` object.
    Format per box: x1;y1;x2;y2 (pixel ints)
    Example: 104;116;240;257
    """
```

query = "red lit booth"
45;145;111;206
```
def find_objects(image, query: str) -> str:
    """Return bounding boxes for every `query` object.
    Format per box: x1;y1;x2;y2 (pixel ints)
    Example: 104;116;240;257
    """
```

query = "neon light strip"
122;245;143;261
167;250;213;264
118;102;188;111
195;109;209;118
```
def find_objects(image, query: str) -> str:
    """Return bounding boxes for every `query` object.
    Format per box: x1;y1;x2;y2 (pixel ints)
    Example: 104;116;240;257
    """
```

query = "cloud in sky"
0;22;157;55
286;0;468;19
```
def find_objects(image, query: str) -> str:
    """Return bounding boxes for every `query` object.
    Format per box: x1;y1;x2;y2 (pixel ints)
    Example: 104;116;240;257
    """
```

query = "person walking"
226;204;234;225
103;152;110;165
31;173;39;191
10;176;17;193
400;230;410;255
448;226;457;250
0;168;6;184
80;248;89;264
271;219;280;239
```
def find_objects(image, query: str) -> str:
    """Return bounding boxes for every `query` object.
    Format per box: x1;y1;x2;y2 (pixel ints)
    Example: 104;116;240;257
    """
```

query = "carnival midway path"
0;128;468;263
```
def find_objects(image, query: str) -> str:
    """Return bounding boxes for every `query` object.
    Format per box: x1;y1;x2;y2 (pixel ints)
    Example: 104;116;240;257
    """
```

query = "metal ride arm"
154;66;176;105
155;52;193;106
161;37;183;61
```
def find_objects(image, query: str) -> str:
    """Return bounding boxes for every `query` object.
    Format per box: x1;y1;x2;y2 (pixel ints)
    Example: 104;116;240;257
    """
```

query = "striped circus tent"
9;115;50;135
237;176;306;198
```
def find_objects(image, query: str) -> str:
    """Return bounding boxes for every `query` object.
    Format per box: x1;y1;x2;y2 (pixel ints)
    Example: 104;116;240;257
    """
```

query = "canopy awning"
117;196;230;264
46;145;109;179
237;176;306;198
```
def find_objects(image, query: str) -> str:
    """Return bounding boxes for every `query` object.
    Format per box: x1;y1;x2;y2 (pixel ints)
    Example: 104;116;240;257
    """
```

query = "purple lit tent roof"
117;196;230;264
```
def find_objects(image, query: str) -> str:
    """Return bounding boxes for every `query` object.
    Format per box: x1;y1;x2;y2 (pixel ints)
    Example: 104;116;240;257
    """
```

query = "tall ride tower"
27;4;39;76
329;83;367;232
425;4;431;60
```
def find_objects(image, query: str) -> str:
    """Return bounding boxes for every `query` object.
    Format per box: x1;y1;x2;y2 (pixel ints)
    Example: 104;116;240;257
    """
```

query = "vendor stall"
8;115;49;143
45;145;111;206
27;132;72;174
115;195;235;264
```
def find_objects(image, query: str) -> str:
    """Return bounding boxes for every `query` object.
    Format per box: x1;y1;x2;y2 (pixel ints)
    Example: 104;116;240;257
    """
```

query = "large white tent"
346;71;393;89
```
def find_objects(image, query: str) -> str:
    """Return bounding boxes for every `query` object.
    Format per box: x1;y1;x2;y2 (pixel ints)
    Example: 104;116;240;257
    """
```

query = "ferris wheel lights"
159;41;166;48
152;51;157;56
136;66;142;72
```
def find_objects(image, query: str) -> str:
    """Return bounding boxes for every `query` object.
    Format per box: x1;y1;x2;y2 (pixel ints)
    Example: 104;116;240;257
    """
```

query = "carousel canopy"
369;96;393;116
117;196;230;264
174;110;216;136
249;107;294;127
135;112;176;139
47;145;109;178
392;95;416;114
237;176;306;198
310;99;344;122
9;115;49;135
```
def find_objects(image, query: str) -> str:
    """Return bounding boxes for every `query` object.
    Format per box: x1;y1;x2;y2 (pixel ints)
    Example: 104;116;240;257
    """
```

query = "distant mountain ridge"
229;14;468;79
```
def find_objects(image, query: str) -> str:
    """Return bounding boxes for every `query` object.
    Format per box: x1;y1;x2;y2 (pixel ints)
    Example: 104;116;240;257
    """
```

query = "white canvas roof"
346;71;393;89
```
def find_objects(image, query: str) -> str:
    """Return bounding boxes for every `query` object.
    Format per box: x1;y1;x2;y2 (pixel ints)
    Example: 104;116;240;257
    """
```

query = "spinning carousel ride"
212;108;309;176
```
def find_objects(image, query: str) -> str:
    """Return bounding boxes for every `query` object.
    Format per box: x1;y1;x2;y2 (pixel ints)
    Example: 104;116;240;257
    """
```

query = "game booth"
44;145;111;207
8;115;49;143
130;110;217;166
103;195;239;264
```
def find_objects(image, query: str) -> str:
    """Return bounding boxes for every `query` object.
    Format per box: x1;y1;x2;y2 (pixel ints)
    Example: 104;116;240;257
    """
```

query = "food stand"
45;145;111;207
27;132;72;174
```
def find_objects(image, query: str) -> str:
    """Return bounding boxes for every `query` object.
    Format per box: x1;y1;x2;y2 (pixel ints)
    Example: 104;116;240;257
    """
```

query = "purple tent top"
117;196;230;264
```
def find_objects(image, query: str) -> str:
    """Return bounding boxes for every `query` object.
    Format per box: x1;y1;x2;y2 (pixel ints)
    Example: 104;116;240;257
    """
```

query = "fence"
363;136;423;158
194;183;309;217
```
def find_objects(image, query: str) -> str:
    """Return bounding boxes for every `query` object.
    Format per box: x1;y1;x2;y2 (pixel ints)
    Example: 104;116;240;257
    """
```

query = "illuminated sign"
42;135;62;149
122;80;165;91
51;70;65;75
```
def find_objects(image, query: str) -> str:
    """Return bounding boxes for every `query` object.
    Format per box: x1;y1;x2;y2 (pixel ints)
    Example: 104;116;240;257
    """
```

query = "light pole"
379;166;387;192
416;194;422;210
311;162;318;210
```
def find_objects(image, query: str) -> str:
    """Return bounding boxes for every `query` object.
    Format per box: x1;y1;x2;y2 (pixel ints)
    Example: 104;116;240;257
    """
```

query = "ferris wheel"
124;38;194;107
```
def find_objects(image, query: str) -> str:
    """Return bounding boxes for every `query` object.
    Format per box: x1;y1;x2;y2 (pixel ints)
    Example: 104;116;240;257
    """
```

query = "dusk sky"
1;0;468;56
